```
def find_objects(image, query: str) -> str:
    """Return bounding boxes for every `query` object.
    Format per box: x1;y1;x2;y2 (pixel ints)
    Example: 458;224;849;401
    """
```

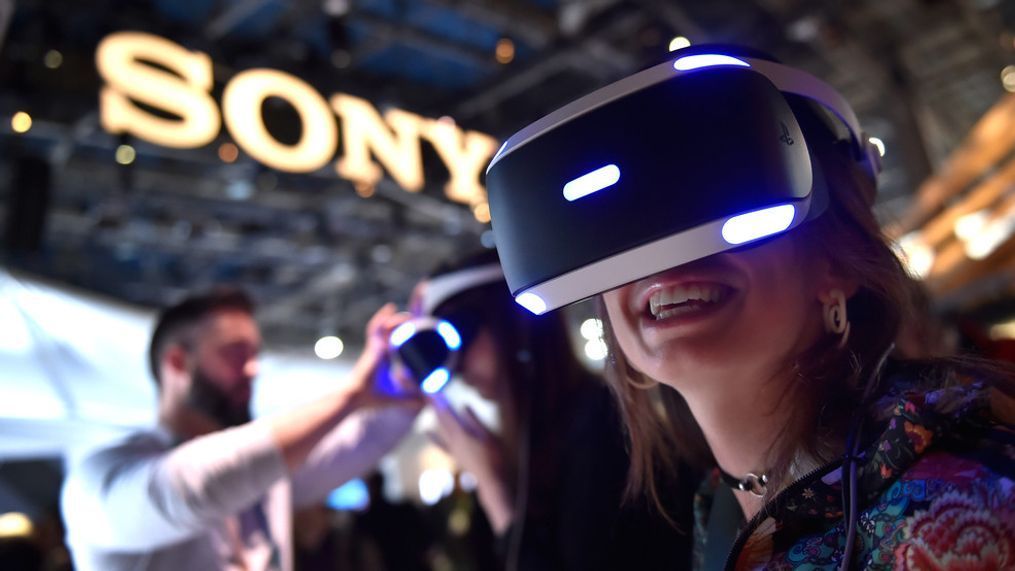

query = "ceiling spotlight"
580;318;603;340
496;38;515;64
895;232;935;279
0;512;33;538
954;210;988;241
44;49;63;69
668;36;691;52
10;111;31;134
322;0;350;17
1002;65;1015;93
115;144;136;165
218;142;239;163
315;335;344;359
584;338;608;360
965;218;1014;261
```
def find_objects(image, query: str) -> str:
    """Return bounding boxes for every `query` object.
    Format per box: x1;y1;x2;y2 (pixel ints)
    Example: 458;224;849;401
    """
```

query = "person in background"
61;287;422;571
424;471;499;571
353;470;435;571
417;250;696;571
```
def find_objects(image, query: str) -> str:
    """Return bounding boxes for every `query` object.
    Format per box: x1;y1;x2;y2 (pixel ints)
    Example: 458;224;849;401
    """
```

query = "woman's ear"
815;259;860;305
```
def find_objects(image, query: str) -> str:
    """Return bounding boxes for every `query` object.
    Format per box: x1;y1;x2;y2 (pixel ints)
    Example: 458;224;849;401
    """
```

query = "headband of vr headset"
420;263;506;315
485;48;882;315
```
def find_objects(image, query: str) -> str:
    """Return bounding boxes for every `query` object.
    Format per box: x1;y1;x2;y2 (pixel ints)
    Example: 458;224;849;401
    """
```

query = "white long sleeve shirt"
61;406;416;571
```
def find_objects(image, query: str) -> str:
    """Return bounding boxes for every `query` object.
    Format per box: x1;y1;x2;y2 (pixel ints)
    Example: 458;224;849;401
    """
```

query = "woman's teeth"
648;283;727;319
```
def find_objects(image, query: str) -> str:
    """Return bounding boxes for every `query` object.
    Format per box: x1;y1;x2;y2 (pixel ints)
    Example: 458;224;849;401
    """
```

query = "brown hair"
148;287;254;386
600;93;921;510
430;249;597;515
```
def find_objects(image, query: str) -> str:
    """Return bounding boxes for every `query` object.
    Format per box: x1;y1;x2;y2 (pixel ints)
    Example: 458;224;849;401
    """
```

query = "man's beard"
185;366;252;428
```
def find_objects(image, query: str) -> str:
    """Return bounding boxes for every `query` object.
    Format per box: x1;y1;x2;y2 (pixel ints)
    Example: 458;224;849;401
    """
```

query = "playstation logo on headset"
779;122;794;146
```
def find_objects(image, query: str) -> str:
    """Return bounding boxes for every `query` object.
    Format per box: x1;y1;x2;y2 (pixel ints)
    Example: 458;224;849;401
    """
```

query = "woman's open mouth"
644;282;735;322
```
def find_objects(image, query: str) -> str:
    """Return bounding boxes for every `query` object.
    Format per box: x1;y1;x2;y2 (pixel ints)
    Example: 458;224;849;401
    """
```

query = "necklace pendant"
737;473;769;497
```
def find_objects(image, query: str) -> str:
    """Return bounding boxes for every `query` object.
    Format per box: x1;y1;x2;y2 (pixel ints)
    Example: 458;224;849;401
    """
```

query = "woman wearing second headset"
415;250;697;571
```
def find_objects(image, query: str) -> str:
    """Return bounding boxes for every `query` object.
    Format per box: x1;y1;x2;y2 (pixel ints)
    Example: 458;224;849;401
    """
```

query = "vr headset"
485;50;883;314
388;263;505;393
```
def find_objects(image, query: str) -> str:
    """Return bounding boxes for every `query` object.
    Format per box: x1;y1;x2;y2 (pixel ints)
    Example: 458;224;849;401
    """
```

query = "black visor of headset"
388;263;505;393
485;52;883;315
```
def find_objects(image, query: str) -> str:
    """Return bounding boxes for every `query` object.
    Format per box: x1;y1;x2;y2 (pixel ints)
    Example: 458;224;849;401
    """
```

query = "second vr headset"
486;49;883;314
388;264;505;394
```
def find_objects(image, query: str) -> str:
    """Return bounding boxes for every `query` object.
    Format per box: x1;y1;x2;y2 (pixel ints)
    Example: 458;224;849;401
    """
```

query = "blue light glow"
673;54;751;71
436;321;462;351
326;479;369;511
515;292;547;315
563;164;620;202
721;204;796;245
420;367;451;394
389;322;416;348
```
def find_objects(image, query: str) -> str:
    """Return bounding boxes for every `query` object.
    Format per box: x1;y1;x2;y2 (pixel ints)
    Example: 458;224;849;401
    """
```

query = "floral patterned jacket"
692;367;1015;570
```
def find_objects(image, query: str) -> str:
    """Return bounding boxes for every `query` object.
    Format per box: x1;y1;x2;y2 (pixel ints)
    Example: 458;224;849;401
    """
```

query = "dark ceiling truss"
0;0;1010;348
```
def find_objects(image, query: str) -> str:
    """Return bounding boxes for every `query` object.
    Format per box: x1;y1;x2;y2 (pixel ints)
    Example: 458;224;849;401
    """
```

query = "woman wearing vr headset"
485;45;1014;570
410;250;696;571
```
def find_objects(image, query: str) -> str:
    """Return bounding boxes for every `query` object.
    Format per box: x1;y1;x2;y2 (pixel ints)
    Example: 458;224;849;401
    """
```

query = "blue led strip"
673;54;751;71
515;292;547;315
563;164;621;202
420;367;451;394
721;204;796;245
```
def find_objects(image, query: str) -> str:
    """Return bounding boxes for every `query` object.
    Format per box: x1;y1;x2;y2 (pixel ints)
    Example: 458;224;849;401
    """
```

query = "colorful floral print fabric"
692;368;1015;570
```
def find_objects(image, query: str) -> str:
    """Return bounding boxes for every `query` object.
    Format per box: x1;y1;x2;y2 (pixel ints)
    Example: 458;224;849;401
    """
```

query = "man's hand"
346;303;425;411
269;303;423;472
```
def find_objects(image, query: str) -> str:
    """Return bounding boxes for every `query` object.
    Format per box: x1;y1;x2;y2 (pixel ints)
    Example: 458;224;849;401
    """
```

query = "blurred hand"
347;303;425;411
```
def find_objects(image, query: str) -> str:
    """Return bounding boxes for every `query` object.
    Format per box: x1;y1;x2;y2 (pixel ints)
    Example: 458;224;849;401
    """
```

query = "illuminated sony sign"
96;31;498;207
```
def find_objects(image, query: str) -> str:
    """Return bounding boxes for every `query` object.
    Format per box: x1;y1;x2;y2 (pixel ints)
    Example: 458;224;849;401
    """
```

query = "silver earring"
823;289;850;348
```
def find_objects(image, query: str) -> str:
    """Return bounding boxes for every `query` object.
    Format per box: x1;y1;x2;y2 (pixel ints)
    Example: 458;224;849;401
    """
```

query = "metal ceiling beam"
206;0;274;40
353;12;495;69
893;93;1015;236
753;0;935;204
450;8;647;120
0;0;14;56
632;0;705;39
256;262;357;323
426;0;558;48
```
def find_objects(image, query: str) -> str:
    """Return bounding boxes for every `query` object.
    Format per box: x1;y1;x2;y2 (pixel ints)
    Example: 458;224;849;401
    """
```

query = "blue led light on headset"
387;263;505;393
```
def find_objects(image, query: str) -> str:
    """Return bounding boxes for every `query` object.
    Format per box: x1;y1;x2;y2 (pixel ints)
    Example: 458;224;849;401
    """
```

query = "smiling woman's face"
603;233;829;396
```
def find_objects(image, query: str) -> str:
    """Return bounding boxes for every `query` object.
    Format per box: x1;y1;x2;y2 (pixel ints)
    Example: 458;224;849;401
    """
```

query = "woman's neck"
681;370;798;521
